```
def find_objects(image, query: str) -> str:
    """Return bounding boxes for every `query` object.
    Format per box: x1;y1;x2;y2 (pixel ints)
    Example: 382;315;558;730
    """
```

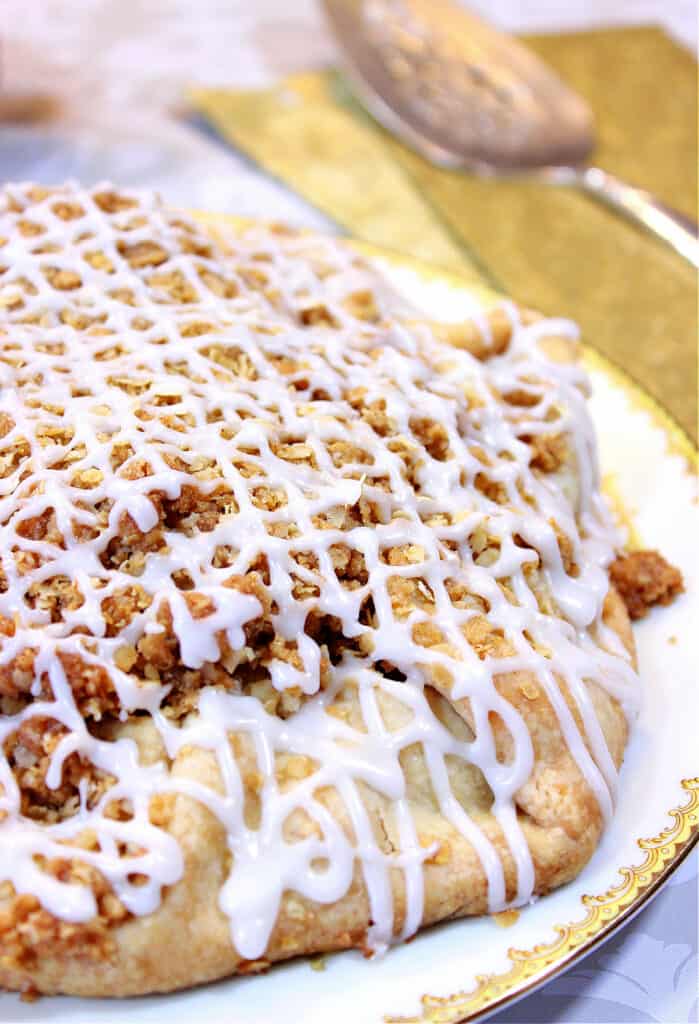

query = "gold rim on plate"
385;781;699;1024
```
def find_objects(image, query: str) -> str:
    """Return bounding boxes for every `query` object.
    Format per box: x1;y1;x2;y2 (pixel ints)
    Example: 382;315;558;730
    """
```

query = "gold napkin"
190;27;697;440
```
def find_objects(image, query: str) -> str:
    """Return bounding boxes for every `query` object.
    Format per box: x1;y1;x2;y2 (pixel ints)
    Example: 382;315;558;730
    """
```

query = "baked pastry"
0;183;639;998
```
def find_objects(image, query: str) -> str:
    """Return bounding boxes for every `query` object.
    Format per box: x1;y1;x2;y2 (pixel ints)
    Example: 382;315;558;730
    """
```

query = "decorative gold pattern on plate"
580;347;697;470
385;781;699;1023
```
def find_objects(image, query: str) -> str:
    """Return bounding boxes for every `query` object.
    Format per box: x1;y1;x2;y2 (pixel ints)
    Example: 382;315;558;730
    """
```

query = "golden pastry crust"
0;589;631;998
0;184;638;998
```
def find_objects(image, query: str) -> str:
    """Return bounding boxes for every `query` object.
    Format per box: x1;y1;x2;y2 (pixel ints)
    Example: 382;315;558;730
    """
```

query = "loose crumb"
19;983;40;1003
610;550;684;621
309;956;326;971
493;909;520;928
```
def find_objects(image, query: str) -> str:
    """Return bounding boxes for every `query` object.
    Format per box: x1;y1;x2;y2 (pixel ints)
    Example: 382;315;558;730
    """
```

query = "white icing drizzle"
0;183;639;961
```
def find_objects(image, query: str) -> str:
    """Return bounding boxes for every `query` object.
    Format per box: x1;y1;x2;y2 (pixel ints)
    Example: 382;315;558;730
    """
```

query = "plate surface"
2;238;697;1024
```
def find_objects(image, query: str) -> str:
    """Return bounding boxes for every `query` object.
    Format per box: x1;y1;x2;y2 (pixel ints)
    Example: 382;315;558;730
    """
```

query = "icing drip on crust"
0;184;638;961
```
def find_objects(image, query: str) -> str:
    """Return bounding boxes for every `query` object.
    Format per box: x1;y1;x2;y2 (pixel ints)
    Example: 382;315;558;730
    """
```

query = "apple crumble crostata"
0;183;640;997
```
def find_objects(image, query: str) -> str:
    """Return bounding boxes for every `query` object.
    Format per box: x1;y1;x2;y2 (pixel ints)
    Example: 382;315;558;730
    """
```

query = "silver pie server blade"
322;0;699;268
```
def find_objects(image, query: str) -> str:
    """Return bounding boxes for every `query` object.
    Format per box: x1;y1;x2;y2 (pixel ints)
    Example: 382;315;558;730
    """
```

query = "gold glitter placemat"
190;26;697;440
191;72;485;281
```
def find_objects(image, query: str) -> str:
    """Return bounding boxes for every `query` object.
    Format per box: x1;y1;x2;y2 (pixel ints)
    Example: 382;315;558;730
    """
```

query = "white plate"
3;243;697;1024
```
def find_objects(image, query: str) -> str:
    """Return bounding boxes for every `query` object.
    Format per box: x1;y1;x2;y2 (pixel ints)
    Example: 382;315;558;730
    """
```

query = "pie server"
322;0;699;268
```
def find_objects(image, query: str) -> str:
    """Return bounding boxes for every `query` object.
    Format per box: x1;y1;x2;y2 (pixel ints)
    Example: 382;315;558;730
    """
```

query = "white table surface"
0;4;696;1022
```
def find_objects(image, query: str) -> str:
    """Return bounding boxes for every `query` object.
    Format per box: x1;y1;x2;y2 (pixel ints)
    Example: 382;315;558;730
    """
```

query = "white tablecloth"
0;4;696;1022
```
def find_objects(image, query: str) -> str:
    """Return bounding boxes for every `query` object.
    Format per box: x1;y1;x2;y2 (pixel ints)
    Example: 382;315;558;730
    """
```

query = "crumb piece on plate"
19;983;40;1003
610;550;684;620
493;909;521;928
